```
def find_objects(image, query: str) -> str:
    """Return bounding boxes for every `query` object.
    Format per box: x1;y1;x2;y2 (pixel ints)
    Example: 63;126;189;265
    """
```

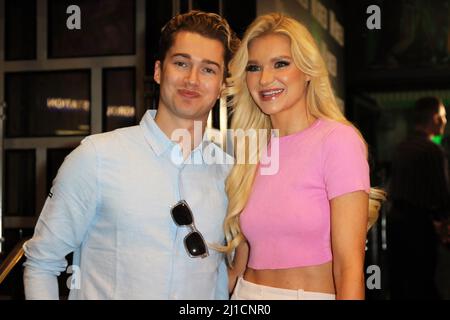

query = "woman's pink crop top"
240;119;370;269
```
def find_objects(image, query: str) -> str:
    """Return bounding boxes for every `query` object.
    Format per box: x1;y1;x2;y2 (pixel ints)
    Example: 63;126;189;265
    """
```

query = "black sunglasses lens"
172;202;193;226
185;232;207;257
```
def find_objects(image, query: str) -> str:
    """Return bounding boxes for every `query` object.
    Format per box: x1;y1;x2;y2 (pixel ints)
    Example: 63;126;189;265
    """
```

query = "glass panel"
192;0;219;13
345;0;450;86
145;0;172;110
145;0;172;74
103;68;136;132
47;148;75;193
0;228;34;255
211;100;220;130
48;0;135;58
222;0;256;38
5;150;36;217
179;0;189;13
5;70;91;137
5;0;37;60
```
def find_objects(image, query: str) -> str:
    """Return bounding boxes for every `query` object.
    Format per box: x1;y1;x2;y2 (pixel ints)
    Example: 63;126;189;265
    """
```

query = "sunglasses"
170;200;209;258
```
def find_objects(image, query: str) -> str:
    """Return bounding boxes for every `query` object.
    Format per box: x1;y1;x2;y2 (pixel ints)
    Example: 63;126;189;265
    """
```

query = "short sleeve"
322;125;370;200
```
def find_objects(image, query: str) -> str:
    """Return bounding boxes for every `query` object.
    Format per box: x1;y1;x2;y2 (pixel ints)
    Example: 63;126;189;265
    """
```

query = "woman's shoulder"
318;118;360;141
316;119;366;159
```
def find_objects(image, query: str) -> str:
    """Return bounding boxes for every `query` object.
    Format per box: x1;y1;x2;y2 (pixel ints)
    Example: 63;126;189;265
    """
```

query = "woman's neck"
270;107;316;137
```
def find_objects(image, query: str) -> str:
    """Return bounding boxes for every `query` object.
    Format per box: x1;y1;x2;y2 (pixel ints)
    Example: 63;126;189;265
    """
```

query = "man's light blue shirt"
23;110;233;299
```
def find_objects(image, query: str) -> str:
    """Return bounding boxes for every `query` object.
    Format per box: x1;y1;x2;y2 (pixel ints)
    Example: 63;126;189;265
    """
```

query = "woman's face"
246;33;310;117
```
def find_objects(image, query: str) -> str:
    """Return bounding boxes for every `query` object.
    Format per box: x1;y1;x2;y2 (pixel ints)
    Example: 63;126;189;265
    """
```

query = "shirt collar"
140;110;174;156
140;110;213;161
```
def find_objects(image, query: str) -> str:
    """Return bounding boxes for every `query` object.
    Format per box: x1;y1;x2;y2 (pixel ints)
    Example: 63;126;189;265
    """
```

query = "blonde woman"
223;13;385;300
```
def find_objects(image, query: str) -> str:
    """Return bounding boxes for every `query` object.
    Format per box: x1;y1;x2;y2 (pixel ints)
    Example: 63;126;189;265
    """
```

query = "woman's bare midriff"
243;261;335;294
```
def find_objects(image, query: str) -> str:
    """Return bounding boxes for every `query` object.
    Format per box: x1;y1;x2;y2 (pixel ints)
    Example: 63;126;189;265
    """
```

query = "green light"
431;135;443;145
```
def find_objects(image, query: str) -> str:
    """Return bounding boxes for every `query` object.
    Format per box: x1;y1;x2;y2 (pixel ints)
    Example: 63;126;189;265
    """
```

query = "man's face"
154;31;225;123
433;104;447;136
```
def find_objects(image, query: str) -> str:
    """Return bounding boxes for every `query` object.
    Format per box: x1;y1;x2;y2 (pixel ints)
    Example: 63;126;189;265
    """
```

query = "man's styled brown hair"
158;10;240;78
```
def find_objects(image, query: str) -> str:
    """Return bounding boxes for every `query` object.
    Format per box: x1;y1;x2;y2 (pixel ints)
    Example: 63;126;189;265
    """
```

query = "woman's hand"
227;241;249;294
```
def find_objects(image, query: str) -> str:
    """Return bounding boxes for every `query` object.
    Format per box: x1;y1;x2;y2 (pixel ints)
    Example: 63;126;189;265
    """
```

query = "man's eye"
174;61;188;68
246;65;260;72
203;67;217;74
274;61;290;68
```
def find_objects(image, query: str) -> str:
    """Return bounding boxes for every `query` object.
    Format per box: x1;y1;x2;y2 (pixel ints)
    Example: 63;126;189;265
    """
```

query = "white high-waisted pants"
231;277;336;300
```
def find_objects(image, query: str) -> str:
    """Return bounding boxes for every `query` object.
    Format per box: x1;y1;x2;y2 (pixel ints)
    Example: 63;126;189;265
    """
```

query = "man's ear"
433;113;440;124
154;60;161;85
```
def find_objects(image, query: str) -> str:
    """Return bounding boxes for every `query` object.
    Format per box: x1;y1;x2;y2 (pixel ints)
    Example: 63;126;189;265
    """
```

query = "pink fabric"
240;118;370;269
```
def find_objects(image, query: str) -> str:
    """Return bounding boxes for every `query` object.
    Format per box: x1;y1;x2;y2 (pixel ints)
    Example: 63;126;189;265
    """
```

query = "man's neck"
154;108;207;154
414;126;435;141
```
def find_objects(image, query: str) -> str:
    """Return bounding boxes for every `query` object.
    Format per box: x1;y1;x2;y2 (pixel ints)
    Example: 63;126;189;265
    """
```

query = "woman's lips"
179;89;201;98
259;88;284;101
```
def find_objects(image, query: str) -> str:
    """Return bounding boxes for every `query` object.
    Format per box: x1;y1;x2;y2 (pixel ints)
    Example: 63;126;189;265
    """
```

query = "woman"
222;13;385;300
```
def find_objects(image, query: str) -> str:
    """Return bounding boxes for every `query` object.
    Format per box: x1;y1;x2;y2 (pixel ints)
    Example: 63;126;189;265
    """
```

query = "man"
23;11;239;299
388;96;449;299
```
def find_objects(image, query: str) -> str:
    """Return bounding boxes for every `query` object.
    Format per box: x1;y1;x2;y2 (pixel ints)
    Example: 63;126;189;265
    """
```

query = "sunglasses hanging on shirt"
170;200;209;258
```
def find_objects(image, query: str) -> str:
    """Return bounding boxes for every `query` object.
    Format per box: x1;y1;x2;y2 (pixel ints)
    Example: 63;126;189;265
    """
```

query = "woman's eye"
246;65;260;72
274;61;290;68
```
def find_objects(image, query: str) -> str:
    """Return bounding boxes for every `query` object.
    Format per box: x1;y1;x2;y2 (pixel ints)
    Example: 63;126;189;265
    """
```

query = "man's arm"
23;138;98;299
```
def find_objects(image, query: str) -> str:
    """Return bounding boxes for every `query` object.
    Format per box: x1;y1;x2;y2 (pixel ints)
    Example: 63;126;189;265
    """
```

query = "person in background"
23;10;239;300
388;96;450;299
221;13;384;300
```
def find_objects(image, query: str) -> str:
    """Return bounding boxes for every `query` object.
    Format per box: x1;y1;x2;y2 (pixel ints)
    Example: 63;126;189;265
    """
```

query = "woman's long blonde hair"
221;13;385;262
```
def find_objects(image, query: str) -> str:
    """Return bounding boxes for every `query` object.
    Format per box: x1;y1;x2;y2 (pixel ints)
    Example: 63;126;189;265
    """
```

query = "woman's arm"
330;190;369;300
228;241;249;294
